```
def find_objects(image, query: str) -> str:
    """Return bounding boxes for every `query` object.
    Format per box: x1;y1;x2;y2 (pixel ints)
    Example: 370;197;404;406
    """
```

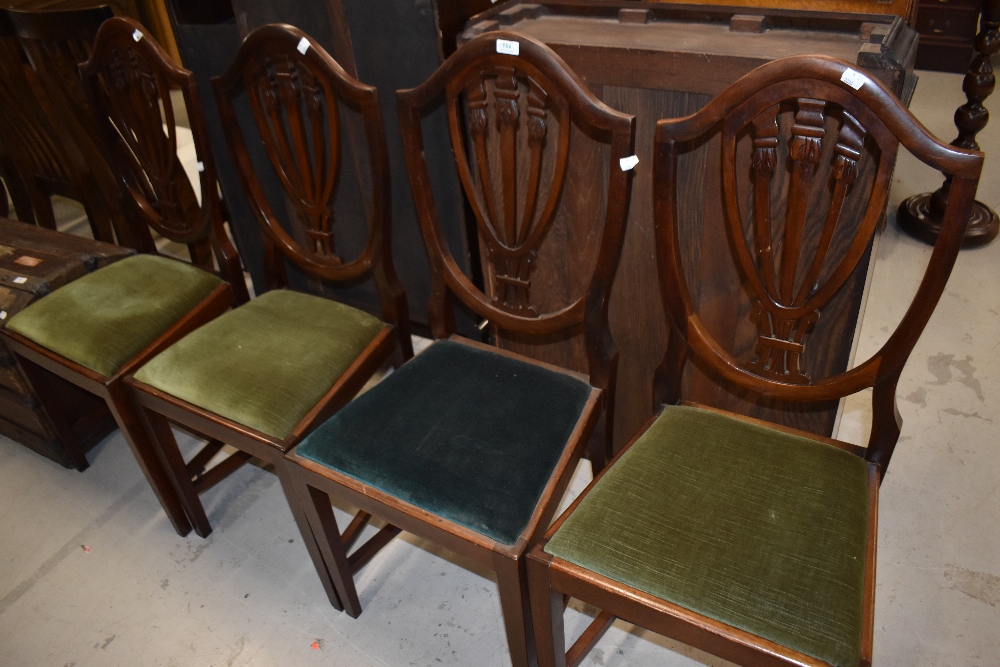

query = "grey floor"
1;68;999;666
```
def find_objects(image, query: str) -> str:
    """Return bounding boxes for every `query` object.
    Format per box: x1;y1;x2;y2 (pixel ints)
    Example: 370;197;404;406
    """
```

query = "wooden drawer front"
917;5;979;41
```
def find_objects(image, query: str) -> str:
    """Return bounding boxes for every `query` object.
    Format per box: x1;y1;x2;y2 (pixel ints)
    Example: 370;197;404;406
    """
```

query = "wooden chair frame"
284;30;635;667
526;55;983;667
123;24;411;612
79;16;249;304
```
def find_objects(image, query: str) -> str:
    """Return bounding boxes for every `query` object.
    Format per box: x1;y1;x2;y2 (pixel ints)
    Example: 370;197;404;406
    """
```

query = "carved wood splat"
727;97;874;384
450;64;571;316
250;53;342;263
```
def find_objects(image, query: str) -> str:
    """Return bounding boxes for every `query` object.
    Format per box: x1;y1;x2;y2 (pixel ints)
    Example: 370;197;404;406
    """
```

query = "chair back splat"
212;23;410;357
79;17;249;304
653;56;982;476
398;31;635;466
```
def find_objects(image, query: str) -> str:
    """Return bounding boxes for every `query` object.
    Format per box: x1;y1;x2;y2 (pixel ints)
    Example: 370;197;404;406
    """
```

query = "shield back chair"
283;31;635;667
122;24;411;609
525;55;984;667
2;20;251;536
0;8;117;237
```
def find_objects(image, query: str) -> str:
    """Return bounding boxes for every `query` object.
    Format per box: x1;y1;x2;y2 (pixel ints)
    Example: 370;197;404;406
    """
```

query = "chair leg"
104;381;192;537
142;407;213;538
300;482;363;617
494;552;537;667
526;553;567;667
274;460;345;611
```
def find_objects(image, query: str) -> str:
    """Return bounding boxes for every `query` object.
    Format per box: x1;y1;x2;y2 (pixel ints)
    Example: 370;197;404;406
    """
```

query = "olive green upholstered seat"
545;405;869;667
133;289;385;440
6;254;225;377
295;340;593;545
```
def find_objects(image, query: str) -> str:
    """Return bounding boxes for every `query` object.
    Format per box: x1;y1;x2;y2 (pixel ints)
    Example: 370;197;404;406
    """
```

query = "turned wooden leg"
897;0;1000;247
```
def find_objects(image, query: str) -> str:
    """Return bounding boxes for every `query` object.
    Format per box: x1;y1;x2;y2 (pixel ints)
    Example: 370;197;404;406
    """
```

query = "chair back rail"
653;55;983;474
211;23;410;357
397;31;636;462
80;16;248;304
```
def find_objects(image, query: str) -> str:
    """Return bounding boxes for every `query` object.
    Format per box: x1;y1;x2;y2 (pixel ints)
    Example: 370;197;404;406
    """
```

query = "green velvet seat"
295;340;593;545
6;254;225;377
545;405;869;667
133;289;385;440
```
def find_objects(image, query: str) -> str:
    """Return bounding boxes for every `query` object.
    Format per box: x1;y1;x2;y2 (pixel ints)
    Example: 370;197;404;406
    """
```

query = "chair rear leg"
494;552;537;667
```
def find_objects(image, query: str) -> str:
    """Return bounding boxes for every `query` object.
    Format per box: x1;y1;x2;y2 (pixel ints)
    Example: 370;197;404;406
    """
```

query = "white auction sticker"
619;155;639;171
840;68;867;91
12;276;27;284
132;29;143;42
0;311;6;320
297;37;310;55
496;39;519;56
197;161;205;173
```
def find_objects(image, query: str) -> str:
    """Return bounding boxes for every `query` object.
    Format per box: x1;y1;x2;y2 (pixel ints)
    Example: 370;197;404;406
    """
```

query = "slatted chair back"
7;5;111;140
398;30;635;463
653;55;983;475
211;23;410;356
79;17;248;304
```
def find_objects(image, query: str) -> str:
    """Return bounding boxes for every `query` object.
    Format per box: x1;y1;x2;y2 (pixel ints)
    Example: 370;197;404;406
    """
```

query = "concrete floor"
1;67;998;666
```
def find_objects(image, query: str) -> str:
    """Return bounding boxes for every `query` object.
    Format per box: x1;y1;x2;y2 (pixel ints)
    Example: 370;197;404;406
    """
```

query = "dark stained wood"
79;16;249;303
914;0;980;73
899;0;1000;247
526;54;984;667
0;218;129;468
460;2;919;449
283;31;635;667
0;8;123;241
124;24;414;610
0;18;252;537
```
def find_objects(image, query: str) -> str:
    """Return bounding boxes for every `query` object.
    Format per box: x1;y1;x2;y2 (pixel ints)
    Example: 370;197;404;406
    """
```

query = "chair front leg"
494;551;538;667
526;551;568;667
104;381;192;537
301;481;364;617
141;405;213;538
274;459;345;612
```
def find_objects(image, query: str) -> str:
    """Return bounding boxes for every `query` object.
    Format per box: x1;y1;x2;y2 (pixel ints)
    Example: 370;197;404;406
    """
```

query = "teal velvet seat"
133;289;385;440
545;405;869;667
6;254;225;377
295;340;593;545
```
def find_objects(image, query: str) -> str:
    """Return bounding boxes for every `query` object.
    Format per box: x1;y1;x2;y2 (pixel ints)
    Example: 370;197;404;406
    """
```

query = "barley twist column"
897;0;999;247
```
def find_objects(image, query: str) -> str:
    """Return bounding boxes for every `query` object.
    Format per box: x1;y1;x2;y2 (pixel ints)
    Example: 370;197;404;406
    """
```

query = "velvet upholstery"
133;289;385;440
545;405;869;667
6;254;224;377
295;340;593;545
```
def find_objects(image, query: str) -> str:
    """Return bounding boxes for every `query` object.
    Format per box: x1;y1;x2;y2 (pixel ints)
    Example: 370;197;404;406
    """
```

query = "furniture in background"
899;0;999;246
2;18;247;537
0;7;121;241
284;31;635;667
164;0;490;336
914;0;981;72
526;54;984;667
461;2;918;451
124;24;412;611
0;218;129;468
645;0;917;23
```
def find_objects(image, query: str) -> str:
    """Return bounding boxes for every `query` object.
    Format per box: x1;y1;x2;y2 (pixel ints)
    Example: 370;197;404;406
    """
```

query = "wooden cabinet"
643;0;917;23
0;220;129;468
915;0;980;72
462;2;918;449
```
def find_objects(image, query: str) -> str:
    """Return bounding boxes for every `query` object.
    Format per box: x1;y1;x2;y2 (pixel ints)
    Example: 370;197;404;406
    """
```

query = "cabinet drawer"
916;6;979;41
